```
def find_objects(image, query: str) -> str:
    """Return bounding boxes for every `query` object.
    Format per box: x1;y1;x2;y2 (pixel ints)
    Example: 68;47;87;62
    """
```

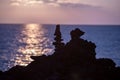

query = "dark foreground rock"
0;24;120;80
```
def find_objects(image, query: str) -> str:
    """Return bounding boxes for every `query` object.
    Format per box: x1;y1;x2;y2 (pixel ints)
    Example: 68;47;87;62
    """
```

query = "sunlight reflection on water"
14;24;53;66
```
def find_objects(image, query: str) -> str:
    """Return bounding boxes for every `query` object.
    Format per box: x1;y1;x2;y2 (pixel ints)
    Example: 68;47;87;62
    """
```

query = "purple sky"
0;0;120;24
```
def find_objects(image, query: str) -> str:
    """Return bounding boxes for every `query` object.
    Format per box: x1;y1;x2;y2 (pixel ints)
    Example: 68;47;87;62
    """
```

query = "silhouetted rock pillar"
53;24;64;53
70;28;84;40
65;28;96;64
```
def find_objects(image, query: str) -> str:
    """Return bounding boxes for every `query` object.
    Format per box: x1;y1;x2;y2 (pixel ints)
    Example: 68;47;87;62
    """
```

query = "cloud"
0;0;120;24
59;3;101;9
10;0;44;6
10;0;97;8
57;0;81;4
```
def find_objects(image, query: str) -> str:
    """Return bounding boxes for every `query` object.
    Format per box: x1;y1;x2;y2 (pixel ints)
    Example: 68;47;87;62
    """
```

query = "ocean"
0;24;120;71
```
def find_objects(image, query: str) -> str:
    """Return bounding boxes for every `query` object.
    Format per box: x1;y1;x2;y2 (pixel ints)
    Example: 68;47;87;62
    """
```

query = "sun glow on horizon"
0;0;120;24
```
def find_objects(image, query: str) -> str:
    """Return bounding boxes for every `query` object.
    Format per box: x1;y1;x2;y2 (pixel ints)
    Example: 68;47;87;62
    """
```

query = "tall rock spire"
53;24;64;52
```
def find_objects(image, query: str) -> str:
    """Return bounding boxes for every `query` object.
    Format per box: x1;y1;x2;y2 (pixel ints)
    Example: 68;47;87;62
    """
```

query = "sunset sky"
0;0;120;24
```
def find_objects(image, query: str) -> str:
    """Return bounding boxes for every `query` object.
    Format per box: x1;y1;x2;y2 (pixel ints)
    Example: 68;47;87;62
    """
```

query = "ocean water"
0;24;120;71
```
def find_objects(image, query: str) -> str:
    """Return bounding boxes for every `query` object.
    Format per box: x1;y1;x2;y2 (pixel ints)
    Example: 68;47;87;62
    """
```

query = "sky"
0;0;120;24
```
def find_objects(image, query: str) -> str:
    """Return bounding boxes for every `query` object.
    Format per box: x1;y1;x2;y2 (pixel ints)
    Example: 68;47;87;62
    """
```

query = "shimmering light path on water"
15;24;53;66
0;24;54;71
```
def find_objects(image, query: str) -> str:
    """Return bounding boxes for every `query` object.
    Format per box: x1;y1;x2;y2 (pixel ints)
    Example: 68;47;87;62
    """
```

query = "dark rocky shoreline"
0;24;120;80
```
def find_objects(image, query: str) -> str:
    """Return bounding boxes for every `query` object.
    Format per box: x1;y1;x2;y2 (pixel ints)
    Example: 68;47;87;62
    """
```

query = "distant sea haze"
0;24;120;71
